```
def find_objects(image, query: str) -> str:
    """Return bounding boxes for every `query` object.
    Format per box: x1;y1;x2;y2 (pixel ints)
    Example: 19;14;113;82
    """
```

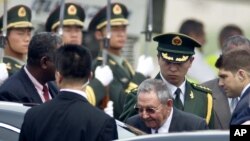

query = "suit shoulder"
188;81;212;94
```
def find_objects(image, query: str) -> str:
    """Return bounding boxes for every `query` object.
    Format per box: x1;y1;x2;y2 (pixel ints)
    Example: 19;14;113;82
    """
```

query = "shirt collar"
160;73;186;97
24;66;44;94
240;83;250;99
108;52;124;66
60;89;88;99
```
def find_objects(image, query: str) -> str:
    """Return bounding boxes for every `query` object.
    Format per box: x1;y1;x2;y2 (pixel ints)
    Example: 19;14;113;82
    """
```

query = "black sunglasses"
134;104;162;114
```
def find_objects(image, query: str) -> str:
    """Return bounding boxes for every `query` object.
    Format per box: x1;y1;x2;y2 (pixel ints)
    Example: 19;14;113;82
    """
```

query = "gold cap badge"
18;7;26;17
68;5;77;15
172;36;182;46
113;4;122;15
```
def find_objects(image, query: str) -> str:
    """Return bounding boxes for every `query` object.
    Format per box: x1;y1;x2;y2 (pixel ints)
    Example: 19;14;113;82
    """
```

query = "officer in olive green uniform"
45;3;99;106
0;5;33;77
88;3;146;119
45;2;85;45
120;33;214;128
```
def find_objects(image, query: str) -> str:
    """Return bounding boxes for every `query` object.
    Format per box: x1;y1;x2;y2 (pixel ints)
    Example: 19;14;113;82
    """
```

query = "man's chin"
145;121;157;129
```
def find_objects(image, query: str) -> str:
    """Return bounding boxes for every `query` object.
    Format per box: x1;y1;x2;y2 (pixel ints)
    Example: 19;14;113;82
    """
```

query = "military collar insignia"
113;4;122;15
172;36;182;46
162;52;173;61
190;91;194;99
15;64;22;69
68;5;77;15
18;7;26;17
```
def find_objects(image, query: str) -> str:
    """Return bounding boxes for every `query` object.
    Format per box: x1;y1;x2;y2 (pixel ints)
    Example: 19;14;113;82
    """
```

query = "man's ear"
55;71;63;85
237;69;246;81
166;99;173;107
40;56;50;69
89;71;93;80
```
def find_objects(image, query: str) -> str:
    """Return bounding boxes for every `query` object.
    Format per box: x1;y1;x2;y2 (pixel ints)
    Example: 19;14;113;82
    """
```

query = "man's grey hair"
137;79;173;105
222;35;250;53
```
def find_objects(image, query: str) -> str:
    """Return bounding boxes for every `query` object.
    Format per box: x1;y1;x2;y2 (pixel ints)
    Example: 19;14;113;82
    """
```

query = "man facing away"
19;44;118;141
126;79;208;134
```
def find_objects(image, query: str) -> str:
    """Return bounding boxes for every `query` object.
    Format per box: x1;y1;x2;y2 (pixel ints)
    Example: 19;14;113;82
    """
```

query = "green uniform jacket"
119;73;214;128
89;54;146;119
3;56;24;76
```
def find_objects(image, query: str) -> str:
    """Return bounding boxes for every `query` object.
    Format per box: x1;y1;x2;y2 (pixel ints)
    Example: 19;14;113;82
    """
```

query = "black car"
0;101;138;141
0;101;230;141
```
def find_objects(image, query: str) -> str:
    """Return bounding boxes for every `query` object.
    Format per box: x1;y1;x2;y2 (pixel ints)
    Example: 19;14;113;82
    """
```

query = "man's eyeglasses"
134;104;162;114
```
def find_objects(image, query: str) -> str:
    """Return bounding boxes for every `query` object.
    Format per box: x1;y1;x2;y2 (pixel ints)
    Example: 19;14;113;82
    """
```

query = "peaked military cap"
0;5;33;31
153;33;201;63
88;3;129;31
45;3;85;32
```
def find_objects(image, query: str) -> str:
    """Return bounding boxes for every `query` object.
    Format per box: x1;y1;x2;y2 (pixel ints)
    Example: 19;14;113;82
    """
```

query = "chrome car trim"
0;122;20;133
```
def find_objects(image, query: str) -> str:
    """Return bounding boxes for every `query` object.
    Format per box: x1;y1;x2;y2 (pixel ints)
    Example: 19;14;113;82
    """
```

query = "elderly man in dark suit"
120;33;214;128
19;44;118;141
126;79;208;134
0;32;61;103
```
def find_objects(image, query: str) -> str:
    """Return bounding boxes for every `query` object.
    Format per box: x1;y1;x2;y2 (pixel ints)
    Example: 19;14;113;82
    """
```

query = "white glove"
0;63;8;86
136;55;154;77
95;65;113;86
104;100;114;117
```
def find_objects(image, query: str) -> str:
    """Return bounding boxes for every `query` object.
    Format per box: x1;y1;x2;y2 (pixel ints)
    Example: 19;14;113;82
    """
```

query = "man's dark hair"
179;19;204;35
216;49;250;73
27;32;62;66
54;44;92;80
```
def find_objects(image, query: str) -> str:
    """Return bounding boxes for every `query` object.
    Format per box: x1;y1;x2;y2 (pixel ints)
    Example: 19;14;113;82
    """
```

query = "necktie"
43;85;50;102
174;88;184;110
230;98;238;113
155;129;158;134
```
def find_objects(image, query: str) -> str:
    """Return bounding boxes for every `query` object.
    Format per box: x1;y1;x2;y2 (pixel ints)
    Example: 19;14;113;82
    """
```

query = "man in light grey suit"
202;35;250;129
126;79;208;134
202;78;231;129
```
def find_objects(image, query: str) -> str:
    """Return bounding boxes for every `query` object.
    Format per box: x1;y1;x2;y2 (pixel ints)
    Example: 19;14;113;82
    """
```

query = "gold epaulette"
96;57;116;65
190;82;212;93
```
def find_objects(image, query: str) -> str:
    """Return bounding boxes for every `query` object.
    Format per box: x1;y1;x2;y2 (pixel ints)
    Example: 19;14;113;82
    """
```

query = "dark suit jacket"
230;86;250;125
202;78;231;129
19;91;118;141
126;108;208;134
0;67;58;104
120;73;214;128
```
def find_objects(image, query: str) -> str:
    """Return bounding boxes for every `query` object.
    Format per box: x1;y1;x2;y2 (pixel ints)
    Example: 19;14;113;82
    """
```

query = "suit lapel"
20;68;43;103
